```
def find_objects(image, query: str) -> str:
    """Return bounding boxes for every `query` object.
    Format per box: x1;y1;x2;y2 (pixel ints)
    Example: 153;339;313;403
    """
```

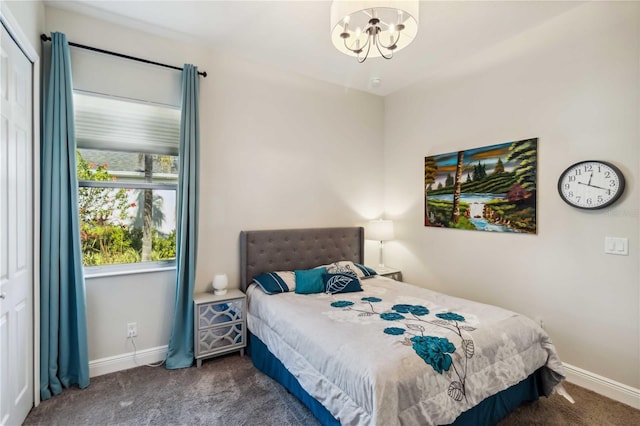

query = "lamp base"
378;241;385;270
213;289;227;296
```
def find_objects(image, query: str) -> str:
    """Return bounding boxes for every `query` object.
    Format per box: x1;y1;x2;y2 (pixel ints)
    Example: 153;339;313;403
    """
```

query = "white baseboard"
563;362;640;409
89;345;168;377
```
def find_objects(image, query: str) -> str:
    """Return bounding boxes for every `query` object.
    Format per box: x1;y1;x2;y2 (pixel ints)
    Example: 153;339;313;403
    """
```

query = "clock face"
558;161;625;209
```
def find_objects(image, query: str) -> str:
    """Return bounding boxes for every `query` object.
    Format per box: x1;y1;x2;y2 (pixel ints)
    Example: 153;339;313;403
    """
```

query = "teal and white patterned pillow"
323;271;363;294
253;271;296;294
325;261;377;279
355;263;377;278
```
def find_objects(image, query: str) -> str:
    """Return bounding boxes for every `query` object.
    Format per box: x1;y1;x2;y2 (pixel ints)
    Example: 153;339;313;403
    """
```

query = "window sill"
84;261;176;279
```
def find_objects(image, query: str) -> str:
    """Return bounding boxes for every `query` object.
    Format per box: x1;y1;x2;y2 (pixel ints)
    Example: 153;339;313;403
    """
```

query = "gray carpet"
25;354;640;425
25;354;317;426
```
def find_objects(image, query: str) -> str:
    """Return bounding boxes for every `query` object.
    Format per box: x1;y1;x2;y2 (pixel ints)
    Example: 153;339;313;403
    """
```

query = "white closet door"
0;20;34;426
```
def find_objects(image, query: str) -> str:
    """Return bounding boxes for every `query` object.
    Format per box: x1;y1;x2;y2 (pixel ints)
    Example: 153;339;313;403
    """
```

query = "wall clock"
558;160;625;209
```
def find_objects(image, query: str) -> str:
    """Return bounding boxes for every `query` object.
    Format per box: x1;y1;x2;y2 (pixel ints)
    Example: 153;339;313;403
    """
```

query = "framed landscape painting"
424;138;537;233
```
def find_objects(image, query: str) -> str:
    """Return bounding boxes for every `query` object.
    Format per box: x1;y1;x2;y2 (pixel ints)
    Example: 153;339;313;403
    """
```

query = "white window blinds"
74;92;180;155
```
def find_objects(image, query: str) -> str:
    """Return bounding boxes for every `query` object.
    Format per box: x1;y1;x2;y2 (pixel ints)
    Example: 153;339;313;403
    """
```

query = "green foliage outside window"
77;151;176;266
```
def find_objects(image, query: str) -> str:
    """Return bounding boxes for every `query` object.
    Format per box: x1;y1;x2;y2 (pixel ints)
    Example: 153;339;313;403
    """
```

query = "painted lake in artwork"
429;193;523;233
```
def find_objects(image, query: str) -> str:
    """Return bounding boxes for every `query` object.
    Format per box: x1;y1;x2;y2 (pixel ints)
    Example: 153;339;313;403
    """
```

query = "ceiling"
45;1;584;96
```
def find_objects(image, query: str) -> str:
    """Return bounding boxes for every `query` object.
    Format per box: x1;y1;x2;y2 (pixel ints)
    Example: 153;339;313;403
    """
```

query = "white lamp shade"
330;0;419;58
212;273;228;295
368;220;394;241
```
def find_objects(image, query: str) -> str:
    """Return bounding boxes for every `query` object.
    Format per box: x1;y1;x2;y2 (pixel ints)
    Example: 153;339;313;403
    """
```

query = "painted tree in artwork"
505;139;537;193
472;162;487;181
450;151;465;224
424;156;438;225
493;157;505;174
445;173;454;187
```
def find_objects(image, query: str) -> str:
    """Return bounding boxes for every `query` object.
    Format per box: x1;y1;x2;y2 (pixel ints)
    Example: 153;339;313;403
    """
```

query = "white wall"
383;1;639;389
45;7;384;364
85;270;175;362
3;1;45;54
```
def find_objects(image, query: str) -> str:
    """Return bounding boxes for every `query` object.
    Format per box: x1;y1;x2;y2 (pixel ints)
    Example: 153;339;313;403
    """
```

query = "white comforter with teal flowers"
246;276;565;426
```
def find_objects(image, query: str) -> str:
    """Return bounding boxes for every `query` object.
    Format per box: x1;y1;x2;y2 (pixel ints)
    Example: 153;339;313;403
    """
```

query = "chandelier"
330;0;419;63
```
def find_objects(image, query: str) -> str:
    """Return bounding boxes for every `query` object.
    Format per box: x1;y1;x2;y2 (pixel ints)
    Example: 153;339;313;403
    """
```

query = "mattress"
247;275;565;425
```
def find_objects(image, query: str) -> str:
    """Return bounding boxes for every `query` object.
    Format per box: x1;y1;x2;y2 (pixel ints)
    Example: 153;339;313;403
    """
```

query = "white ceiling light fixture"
330;0;419;63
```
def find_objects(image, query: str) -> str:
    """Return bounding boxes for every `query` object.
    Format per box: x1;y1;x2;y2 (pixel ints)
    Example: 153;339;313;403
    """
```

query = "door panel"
0;21;34;426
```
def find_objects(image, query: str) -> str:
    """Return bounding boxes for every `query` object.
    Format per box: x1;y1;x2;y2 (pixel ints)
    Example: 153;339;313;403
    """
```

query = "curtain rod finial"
40;33;50;42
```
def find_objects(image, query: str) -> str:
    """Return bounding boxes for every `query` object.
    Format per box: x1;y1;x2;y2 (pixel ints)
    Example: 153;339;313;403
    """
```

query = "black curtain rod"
40;34;207;77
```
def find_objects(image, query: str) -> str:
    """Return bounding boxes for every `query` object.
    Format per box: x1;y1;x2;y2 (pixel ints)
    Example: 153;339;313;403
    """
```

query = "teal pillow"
295;267;327;294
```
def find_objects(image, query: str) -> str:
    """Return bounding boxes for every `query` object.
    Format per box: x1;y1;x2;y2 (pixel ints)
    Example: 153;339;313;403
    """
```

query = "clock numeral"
568;191;573;198
564;183;570;190
576;196;581;203
568;175;576;182
604;171;611;178
597;195;603;203
575;169;582;176
584;165;593;172
586;198;592;205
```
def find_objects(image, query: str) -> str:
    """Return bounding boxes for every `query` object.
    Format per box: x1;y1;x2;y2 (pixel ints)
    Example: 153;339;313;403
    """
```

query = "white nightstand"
194;289;246;368
372;266;403;281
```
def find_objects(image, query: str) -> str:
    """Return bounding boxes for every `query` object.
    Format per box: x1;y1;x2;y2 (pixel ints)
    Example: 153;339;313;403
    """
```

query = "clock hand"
577;181;611;194
588;172;593;186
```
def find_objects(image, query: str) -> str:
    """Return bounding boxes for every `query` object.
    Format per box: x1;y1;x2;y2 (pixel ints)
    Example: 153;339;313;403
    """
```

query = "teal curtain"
166;64;200;369
40;32;90;400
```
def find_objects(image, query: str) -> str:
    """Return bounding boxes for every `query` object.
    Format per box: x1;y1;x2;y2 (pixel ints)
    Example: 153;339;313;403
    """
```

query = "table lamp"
367;219;394;268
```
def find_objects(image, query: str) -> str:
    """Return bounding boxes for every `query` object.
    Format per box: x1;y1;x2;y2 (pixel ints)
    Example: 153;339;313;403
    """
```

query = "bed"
240;227;566;425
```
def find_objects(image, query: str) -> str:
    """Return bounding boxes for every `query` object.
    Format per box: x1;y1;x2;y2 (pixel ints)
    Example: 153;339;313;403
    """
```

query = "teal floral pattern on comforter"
331;297;476;402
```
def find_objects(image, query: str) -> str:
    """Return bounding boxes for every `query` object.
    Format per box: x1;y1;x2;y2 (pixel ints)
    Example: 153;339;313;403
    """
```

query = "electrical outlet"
127;322;137;338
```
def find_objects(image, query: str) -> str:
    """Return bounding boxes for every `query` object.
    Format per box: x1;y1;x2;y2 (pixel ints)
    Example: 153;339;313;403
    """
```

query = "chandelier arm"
358;38;372;63
342;33;371;55
376;30;401;50
374;34;393;60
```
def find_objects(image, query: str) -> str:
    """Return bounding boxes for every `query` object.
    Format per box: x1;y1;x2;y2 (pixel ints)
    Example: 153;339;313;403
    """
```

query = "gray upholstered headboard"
240;227;364;291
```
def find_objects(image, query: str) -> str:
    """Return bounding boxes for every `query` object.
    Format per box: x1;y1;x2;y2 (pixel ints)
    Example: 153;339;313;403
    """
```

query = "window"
74;92;180;270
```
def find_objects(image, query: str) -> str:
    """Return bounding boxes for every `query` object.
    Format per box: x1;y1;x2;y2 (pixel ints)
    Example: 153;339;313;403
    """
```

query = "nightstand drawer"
198;299;244;328
197;323;244;354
